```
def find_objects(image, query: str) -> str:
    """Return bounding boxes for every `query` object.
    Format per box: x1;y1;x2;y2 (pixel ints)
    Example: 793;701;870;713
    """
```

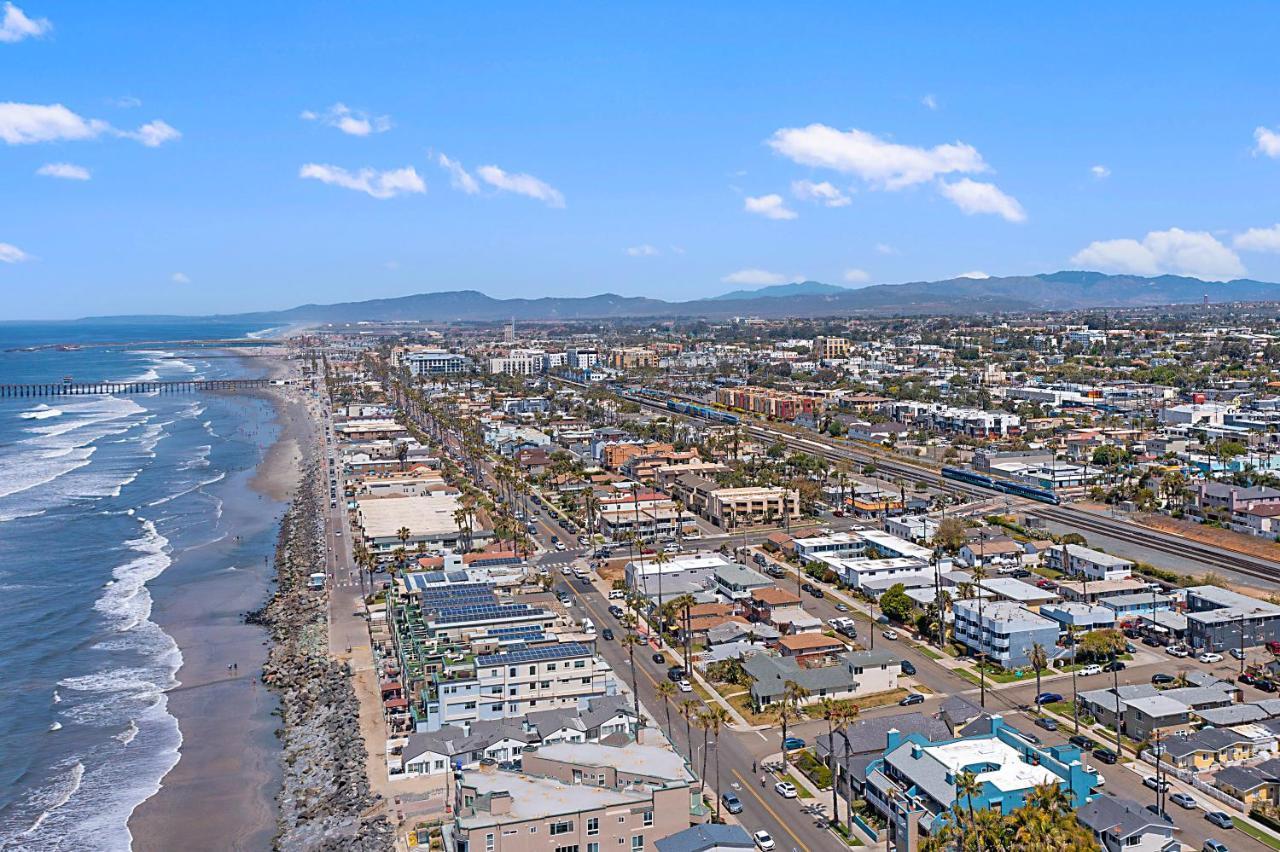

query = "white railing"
1139;750;1246;812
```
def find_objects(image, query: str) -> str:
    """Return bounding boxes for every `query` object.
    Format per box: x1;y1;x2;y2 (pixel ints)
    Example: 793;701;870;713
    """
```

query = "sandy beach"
130;350;313;851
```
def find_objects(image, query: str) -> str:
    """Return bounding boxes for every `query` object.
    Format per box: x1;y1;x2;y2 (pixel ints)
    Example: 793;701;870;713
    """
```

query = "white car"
1166;645;1189;658
1199;652;1223;663
774;781;798;798
1080;664;1102;676
678;679;693;693
753;831;775;851
1084;765;1104;785
554;542;567;551
561;566;573;576
882;630;899;641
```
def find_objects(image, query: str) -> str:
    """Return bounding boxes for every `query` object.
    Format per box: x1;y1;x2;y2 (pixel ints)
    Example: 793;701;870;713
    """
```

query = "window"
486;834;495;852
529;665;537;675
541;681;551;689
504;831;518;837
642;811;653;827
587;818;599;836
632;836;644;851
588;844;599;852
530;827;538;834
548;663;557;671
555;847;579;852
574;660;586;668
551;821;574;836
509;667;517;677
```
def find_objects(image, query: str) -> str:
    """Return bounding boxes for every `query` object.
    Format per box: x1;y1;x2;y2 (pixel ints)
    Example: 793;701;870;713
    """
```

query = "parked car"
667;666;686;682
652;652;666;664
1080;664;1102;676
1035;717;1059;731
722;792;743;814
1202;840;1230;852
774;781;798;799
1103;660;1127;672
1199;652;1224;663
754;831;774;851
601;628;614;641
1166;645;1190;658
678;679;693;693
899;693;925;706
834;603;849;612
1240;672;1258;685
810;588;825;599
1258;680;1278;693
1151;673;1175;685
1142;635;1163;647
608;605;624;618
766;567;787;579
882;629;899;641
782;737;806;751
1231;648;1247;660
801;582;816;594
1143;776;1171;793
1069;735;1095;750
900;660;917;676
1092;747;1118;764
1267;640;1280;655
1205;811;1235;830
1010;569;1032;578
1034;692;1063;705
1170;792;1198;809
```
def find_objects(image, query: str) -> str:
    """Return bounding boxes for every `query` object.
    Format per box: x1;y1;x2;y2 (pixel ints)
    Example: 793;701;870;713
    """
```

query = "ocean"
0;321;283;849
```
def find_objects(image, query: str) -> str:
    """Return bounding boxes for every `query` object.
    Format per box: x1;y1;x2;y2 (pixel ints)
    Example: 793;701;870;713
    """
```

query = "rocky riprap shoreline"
248;461;394;851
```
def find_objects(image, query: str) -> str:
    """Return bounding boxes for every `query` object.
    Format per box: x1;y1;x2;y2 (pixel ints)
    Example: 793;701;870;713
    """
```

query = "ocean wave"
93;518;171;634
144;470;227;507
14;761;84;839
19;404;62;421
114;719;139;745
177;444;212;471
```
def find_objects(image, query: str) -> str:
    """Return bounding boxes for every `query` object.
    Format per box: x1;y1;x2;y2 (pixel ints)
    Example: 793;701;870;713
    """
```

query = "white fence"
1139;750;1246;812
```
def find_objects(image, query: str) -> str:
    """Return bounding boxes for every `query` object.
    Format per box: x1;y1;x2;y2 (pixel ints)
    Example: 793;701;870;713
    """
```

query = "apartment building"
813;336;852;360
714;386;818;421
1041;544;1134;582
951;599;1060;670
488;349;563;375
607;347;658;369
407;349;470;376
426;643;618;731
708;486;800;528
1184;585;1280;652
446;740;693;852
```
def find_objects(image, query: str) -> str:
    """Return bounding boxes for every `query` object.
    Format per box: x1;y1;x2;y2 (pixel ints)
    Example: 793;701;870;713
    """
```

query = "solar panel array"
432;603;548;626
476;643;591;668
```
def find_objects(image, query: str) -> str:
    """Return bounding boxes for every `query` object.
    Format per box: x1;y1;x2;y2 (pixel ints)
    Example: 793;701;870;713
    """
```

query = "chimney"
911;743;923;760
489;791;512;815
885;728;901;751
479;758;497;774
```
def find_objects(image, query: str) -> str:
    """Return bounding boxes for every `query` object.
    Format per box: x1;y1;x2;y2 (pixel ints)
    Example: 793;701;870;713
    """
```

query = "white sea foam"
19;404;63;420
16;761;84;838
114;719;139;745
94;518;170;635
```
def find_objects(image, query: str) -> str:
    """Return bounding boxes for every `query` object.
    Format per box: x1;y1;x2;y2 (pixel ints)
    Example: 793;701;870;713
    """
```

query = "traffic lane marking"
732;769;812;852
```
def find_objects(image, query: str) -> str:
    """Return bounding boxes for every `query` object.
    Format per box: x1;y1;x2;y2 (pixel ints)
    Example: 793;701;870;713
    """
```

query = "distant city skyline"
3;2;1280;318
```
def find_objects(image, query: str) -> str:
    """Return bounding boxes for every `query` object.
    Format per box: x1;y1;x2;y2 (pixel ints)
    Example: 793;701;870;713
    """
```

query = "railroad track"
554;376;1280;580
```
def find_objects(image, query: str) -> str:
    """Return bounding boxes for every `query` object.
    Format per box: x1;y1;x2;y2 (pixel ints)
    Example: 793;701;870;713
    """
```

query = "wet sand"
130;352;313;851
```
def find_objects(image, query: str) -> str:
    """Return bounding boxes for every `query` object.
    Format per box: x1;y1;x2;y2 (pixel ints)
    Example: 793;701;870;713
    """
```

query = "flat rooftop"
357;493;464;539
533;740;693;782
925;737;1060;793
458;771;653;828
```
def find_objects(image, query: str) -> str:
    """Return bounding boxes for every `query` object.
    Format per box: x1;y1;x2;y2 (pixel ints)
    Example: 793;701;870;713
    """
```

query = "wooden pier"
0;379;282;398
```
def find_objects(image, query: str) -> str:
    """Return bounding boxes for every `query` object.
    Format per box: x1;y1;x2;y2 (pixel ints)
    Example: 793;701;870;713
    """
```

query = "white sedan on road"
774;781;798;798
753;831;775;851
1199;652;1223;664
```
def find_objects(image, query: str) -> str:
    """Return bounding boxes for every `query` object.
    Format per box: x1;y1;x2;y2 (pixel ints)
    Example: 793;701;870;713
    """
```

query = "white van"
582;618;596;635
608;589;626;600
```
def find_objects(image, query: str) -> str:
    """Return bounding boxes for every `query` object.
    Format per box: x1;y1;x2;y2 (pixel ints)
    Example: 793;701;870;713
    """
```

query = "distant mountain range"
87;271;1280;325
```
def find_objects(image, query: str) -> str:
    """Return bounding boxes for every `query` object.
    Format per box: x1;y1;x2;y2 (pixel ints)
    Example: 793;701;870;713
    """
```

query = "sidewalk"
763;750;880;848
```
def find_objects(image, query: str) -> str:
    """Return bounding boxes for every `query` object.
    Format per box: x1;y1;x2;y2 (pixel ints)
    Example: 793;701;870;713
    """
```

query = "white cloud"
125;119;181;147
437;152;480;194
0;103;179;147
301;103;391;137
875;242;897;255
1072;227;1245;279
1091;165;1111;179
1234;224;1280;253
1255;127;1280;159
938;178;1026;223
744;193;797;220
791;179;851;207
36;162;89;180
843;268;870;284
669;245;686;255
767;124;988;190
922;94;938;111
171;272;190;284
476;165;564;207
298;163;426;199
0;2;50;43
0;102;108;144
957;270;990;279
0;241;31;263
625;244;659;257
108;95;142;109
721;268;792;286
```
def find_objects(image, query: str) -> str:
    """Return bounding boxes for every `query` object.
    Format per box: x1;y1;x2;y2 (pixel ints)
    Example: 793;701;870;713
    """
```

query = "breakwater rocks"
249;462;393;851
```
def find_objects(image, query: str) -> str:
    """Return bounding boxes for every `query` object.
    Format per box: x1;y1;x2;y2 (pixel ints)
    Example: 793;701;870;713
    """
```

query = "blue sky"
3;2;1280;319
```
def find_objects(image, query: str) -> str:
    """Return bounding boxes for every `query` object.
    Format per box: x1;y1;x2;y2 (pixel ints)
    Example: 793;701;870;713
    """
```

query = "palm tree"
778;679;810;773
396;525;412;555
652;547;670;617
954;768;981;829
936;589;953;647
679;700;699;767
656;680;678;749
620;631;643;721
971;560;989;707
669;593;698;672
703;705;729;817
1029;642;1049;715
816;699;843;826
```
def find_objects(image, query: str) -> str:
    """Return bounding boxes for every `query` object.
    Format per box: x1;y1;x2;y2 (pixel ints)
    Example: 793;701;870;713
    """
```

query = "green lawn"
779;772;815;798
916;646;943;661
830;822;866;847
1237;818;1280;850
